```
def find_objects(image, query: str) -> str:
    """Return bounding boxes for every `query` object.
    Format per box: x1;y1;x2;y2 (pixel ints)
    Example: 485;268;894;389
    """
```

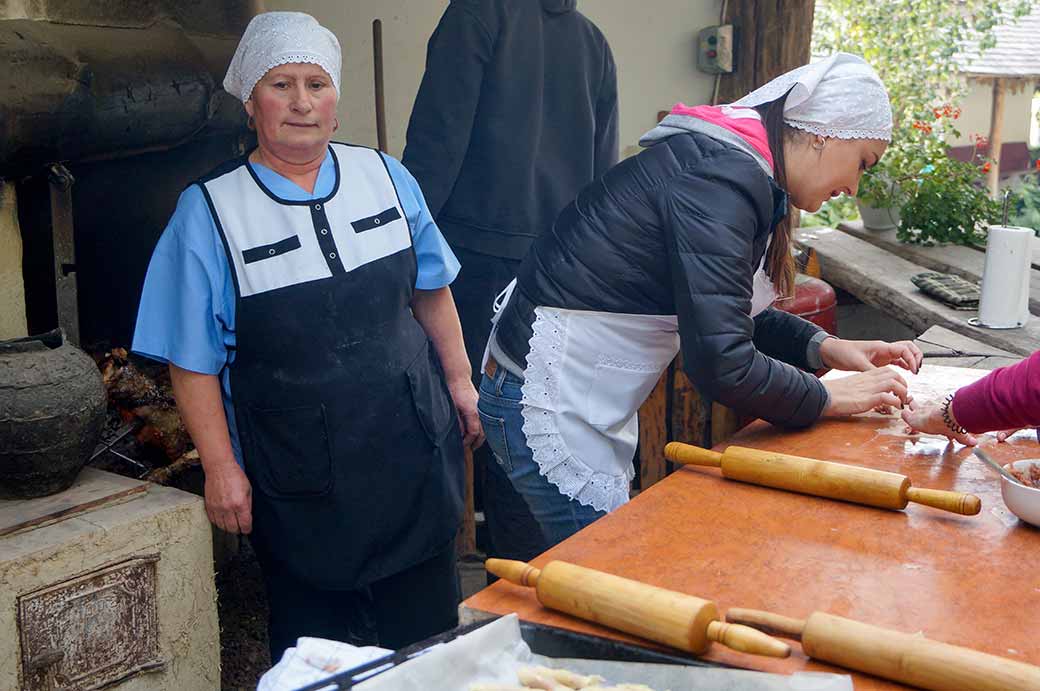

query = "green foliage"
800;195;860;228
897;155;1001;245
814;0;1033;214
1009;176;1040;233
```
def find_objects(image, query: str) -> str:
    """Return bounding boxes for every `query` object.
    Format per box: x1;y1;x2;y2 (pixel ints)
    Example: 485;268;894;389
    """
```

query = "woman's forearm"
168;364;238;472
411;286;472;384
952;351;1040;433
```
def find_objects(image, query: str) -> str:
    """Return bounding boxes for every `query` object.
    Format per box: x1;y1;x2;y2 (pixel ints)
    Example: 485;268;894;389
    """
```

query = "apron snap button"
329;252;336;259
321;228;328;235
268;249;276;255
374;218;381;225
314;203;322;210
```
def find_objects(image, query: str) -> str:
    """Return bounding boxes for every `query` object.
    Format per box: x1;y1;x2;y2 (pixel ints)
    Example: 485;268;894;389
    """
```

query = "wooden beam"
637;369;670;490
715;0;816;104
987;77;1006;197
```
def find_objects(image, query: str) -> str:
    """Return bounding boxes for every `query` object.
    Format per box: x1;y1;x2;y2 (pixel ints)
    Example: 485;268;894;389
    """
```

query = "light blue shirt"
131;149;460;463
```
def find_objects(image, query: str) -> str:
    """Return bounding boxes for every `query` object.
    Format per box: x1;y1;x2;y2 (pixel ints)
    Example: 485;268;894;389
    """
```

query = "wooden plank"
915;325;1020;370
838;221;1040;315
463;364;1040;688
0;467;148;538
795;227;1040;356
670;353;709;449
710;402;747;447
637;368;670;490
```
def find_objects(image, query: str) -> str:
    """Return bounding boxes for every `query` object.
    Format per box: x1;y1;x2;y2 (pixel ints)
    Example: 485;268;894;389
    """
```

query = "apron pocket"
586;360;666;431
351;207;402;233
244;403;334;498
406;346;456;446
241;234;302;264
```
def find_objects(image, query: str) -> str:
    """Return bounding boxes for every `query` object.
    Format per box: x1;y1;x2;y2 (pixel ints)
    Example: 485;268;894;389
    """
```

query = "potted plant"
897;149;1001;246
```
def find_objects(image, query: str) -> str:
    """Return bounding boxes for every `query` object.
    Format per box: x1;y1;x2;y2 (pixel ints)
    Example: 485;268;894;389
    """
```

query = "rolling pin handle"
706;620;792;658
664;442;724;467
725;608;808;640
905;487;982;515
485;558;541;587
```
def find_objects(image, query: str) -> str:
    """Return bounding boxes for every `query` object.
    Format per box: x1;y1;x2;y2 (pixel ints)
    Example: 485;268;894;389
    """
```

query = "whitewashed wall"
262;0;721;158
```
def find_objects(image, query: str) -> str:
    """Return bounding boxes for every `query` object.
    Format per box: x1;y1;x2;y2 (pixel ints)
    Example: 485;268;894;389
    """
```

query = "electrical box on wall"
697;24;735;74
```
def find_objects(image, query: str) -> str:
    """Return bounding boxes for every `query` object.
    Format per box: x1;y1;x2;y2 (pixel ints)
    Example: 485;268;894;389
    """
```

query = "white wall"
951;78;1036;148
263;0;720;159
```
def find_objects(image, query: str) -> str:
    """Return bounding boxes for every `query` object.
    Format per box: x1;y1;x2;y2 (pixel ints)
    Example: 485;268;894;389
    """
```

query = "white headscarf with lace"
734;52;892;141
223;12;341;103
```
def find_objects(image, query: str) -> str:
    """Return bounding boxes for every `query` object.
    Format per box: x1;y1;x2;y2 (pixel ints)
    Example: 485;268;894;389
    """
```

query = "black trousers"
261;540;461;662
451;247;546;566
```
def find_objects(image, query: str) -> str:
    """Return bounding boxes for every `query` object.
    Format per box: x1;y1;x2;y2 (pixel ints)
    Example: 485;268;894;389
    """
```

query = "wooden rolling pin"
664;442;981;515
486;558;790;659
726;608;1040;691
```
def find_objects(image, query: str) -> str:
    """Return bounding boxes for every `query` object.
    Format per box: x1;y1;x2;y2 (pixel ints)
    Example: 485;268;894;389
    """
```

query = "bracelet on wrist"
941;393;967;435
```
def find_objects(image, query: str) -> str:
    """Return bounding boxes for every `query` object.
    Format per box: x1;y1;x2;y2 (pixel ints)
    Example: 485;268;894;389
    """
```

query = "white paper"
347;614;852;691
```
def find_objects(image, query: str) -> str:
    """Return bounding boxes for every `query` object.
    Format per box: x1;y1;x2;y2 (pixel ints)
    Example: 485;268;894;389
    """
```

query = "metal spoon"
972;447;1023;485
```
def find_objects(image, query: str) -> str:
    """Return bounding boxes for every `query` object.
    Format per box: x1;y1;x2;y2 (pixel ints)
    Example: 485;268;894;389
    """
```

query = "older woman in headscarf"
478;53;925;555
132;12;480;659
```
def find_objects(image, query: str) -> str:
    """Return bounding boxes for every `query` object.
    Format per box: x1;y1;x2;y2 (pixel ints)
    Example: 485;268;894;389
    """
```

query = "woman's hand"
822;368;912;417
204;461;254;534
820;338;923;374
994;427;1040;443
448;377;485;451
901;400;977;446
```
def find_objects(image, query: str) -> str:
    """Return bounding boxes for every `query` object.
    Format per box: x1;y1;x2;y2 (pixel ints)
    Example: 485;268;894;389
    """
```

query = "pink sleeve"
951;351;1040;433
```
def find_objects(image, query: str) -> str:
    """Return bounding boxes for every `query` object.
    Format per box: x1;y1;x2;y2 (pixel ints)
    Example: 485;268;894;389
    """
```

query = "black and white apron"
198;143;464;590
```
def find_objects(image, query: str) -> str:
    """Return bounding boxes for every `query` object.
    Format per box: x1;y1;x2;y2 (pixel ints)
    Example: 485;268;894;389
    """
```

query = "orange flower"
1035;159;1040;171
952;107;961;120
933;108;943;119
982;162;992;173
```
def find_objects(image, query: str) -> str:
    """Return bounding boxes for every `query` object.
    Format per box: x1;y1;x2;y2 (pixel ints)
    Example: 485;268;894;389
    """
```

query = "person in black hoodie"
403;0;618;563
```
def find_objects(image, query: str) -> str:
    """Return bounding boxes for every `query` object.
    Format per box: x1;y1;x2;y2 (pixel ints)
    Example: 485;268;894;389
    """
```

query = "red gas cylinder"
776;273;837;334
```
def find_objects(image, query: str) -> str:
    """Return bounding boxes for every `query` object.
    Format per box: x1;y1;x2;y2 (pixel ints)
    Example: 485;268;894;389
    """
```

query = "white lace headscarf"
223;12;341;103
734;52;892;141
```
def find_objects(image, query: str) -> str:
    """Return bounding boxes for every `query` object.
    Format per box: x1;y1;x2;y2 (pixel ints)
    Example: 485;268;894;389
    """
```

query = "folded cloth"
257;637;392;691
910;272;981;310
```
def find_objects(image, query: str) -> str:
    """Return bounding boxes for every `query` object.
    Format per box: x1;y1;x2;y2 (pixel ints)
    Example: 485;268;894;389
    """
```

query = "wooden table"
462;364;1040;689
795;225;1040;356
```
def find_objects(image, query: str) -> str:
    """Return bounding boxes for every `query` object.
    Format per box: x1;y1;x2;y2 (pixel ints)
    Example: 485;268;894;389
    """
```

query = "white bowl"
1000;460;1040;528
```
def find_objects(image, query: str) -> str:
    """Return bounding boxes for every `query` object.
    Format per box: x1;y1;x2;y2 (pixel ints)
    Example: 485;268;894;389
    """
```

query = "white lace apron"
490;263;777;513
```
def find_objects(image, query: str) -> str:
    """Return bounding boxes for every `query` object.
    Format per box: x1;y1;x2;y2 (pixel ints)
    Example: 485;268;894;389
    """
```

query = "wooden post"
715;0;816;105
456;446;477;558
372;19;388;153
987;78;1006;198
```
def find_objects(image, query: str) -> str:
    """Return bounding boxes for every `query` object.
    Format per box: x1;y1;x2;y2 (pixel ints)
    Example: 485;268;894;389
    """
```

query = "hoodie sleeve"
402;2;497;218
661;149;828;428
593;40;619;177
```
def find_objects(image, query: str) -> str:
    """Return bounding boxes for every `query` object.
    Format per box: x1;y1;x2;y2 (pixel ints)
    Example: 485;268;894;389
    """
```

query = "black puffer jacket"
494;129;828;428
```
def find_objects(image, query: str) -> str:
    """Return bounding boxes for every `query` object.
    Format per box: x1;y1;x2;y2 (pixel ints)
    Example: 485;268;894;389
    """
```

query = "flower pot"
0;329;107;498
857;199;901;231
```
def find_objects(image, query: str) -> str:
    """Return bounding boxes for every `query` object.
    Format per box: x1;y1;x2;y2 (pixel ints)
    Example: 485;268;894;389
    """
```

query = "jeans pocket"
477;410;514;473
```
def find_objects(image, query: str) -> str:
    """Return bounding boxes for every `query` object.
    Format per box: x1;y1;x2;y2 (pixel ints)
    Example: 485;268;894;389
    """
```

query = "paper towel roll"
978;225;1032;329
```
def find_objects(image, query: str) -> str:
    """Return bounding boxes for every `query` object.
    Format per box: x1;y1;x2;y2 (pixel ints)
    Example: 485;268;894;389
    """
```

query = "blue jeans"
478;366;606;550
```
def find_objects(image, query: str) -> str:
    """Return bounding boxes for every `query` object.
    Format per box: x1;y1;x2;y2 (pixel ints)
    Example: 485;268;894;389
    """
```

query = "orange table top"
461;365;1040;689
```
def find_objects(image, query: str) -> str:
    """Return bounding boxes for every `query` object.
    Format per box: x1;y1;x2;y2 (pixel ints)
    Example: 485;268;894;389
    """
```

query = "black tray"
294;615;726;690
